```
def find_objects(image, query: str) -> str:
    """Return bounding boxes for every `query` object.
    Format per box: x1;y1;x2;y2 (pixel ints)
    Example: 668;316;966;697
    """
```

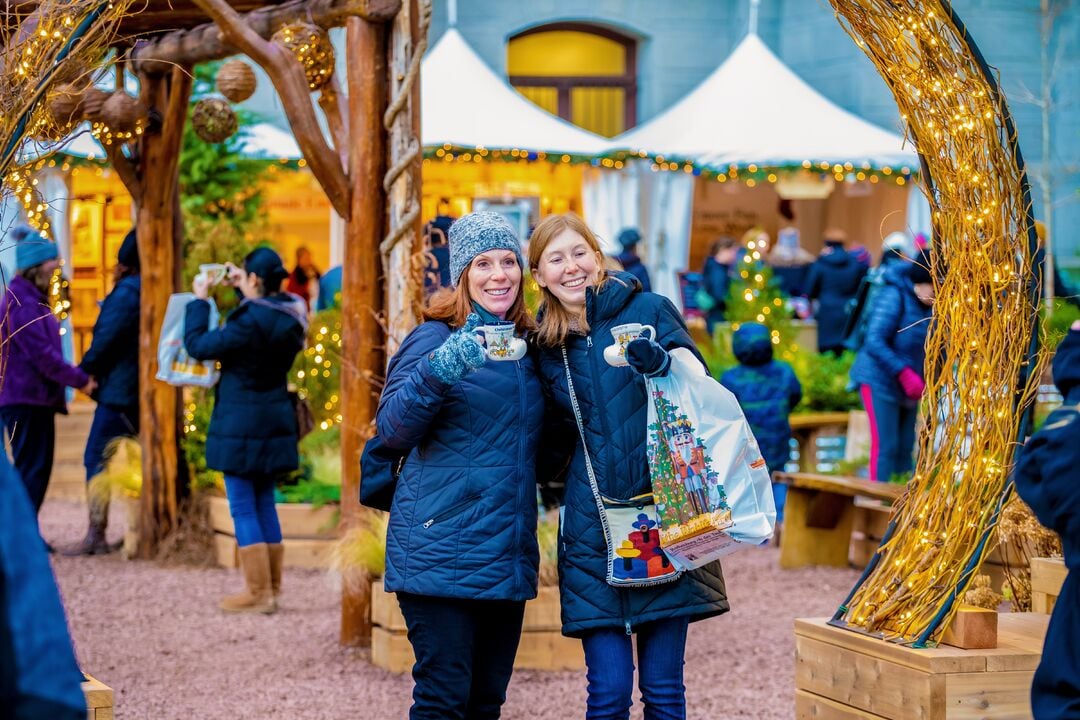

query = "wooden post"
135;66;193;558
339;15;388;646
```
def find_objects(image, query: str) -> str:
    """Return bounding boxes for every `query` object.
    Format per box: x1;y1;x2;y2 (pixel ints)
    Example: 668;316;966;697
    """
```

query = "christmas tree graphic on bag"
646;348;776;570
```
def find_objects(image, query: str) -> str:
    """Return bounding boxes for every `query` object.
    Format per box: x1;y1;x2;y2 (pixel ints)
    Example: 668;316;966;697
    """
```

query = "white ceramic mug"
477;323;526;362
199;263;228;285
603;322;657;367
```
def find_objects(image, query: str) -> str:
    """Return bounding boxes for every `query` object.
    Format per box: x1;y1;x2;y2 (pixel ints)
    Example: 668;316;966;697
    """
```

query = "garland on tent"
826;0;1046;647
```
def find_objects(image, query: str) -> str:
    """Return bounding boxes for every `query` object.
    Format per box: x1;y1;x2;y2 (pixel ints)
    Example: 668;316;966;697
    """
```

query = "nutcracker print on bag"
648;389;733;541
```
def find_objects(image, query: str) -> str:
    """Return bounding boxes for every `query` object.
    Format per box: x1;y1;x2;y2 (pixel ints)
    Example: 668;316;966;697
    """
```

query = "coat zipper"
514;359;527;593
422;493;481;528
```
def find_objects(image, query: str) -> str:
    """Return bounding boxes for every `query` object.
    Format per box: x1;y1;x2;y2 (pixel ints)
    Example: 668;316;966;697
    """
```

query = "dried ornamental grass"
827;0;1047;645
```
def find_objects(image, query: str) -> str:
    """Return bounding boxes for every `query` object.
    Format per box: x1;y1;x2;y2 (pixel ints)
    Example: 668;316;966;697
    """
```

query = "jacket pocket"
420;492;482;529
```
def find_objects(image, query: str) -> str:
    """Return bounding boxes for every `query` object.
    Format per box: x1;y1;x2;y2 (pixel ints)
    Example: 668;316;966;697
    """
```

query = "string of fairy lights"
423;143;916;187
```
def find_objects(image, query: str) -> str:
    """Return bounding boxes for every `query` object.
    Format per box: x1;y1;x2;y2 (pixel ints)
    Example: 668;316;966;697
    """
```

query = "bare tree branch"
318;75;349;169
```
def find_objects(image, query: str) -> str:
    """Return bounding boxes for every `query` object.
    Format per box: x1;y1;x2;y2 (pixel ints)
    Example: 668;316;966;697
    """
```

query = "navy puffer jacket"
79;275;140;410
377;321;543;602
535;272;728;637
806;247;867;350
849;263;932;407
184;295;306;478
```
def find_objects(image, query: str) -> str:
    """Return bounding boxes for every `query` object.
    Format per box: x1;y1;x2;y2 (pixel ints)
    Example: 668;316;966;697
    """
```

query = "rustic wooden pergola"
21;0;426;644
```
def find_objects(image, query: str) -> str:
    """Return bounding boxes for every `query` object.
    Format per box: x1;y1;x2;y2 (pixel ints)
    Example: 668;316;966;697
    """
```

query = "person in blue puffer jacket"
529;213;727;720
720;323;802;522
376;212;543;720
849;249;935;482
1014;322;1080;719
184;247;306;615
65;229;141;556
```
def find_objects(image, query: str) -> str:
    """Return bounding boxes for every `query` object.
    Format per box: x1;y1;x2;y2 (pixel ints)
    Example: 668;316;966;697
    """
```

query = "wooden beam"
135;65;193;558
317;76;349;169
339;14;387;647
130;0;401;69
190;0;351;220
103;141;142;205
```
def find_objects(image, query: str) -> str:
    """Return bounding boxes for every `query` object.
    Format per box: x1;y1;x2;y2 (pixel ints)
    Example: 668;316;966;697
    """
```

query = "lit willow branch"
827;0;1046;646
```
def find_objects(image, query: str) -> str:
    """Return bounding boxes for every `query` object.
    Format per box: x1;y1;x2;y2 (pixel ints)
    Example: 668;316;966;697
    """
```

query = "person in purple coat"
0;225;95;524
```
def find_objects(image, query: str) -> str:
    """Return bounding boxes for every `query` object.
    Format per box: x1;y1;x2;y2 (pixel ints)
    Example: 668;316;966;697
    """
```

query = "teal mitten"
430;313;487;384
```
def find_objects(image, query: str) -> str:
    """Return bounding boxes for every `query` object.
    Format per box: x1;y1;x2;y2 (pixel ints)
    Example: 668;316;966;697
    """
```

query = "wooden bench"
774;472;903;569
789;412;850;472
1031;557;1067;614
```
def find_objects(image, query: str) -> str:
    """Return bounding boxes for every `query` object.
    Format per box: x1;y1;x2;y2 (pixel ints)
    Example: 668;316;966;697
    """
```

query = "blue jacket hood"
732;322;773;366
1053;329;1080;399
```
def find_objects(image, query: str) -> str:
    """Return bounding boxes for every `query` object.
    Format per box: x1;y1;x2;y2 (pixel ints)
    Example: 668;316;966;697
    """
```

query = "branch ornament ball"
191;97;238;143
100;91;147;135
216;59;257;103
271;22;335;91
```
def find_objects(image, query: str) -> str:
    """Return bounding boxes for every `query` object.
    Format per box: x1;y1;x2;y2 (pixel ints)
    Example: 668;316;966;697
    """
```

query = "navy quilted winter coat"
535;272;728;637
183;295;305;478
377;321;544;602
79;275;140;410
806;247;868;351
848;263;932;407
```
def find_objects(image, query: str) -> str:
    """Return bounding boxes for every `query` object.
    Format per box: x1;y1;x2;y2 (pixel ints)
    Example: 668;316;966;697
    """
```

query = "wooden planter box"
1031;557;1066;614
83;674;113;720
370;580;584;673
795;613;1049;719
208;495;338;569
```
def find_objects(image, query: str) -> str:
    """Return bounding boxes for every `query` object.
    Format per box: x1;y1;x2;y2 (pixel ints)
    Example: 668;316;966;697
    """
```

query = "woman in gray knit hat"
375;211;543;719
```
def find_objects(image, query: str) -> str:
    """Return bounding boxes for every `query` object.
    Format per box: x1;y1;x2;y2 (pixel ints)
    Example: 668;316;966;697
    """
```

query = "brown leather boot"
61;495;117;556
268;543;284;598
220;543;277;614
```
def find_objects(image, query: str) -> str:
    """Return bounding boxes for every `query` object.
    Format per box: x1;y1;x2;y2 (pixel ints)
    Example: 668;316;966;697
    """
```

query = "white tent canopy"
420;28;610;156
611;33;917;171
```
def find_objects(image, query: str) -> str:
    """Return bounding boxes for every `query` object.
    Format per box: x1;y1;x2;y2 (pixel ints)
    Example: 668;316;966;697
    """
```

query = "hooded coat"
535;272;728;637
78;275;140;410
848;262;933;407
720;324;802;474
376;320;543;601
806;246;868;350
183;295;306;478
1015;328;1080;719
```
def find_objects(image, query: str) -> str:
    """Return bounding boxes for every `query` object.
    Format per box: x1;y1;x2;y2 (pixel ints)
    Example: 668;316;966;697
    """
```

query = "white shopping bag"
155;292;220;387
646;348;776;570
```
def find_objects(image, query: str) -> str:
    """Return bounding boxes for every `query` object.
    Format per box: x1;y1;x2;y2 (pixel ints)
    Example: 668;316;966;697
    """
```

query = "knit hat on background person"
447;211;523;287
117;229;139;269
732;322;773;367
10;224;58;272
909;248;934;285
617;228;642;250
243;247;290;291
882;231;914;260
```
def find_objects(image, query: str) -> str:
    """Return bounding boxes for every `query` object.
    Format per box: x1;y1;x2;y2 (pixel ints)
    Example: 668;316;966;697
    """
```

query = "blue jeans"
397;592;525;720
84;404;138;483
223;474;282;547
582;616;690;720
859;385;918;482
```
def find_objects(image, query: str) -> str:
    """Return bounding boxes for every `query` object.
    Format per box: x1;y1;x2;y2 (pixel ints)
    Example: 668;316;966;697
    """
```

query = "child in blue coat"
720;323;802;520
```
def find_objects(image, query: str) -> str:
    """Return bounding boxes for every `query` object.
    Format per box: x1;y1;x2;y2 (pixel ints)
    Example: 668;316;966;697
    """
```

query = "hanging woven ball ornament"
46;84;84;127
191;98;238;143
216;60;257;103
100;91;146;134
271;22;334;91
80;87;111;122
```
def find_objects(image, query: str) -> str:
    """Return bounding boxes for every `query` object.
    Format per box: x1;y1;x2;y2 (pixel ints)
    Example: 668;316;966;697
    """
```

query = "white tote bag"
155;292;219;387
646;348;776;570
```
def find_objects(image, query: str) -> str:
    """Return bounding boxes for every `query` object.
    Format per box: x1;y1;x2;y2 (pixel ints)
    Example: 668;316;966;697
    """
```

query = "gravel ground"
42;498;859;719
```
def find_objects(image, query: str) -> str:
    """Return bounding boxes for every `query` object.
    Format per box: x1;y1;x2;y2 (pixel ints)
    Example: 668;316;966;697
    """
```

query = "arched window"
507;23;636;138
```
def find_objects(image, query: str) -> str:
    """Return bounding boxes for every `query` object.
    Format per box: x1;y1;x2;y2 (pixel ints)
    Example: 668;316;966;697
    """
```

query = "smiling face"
466;249;522;319
533;228;603;311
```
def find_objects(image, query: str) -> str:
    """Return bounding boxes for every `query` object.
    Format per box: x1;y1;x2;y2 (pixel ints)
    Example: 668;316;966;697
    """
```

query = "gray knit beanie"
447;212;524;287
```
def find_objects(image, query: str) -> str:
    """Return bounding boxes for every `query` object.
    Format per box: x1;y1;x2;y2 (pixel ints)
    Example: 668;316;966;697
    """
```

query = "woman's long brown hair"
423;256;534;334
528;213;607;347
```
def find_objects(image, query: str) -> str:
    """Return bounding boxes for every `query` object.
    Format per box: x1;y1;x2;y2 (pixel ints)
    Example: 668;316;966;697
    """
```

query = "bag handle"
561;345;604;504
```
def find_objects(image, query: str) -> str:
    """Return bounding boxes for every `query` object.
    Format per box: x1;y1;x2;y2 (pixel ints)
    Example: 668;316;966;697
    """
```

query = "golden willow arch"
825;0;1044;646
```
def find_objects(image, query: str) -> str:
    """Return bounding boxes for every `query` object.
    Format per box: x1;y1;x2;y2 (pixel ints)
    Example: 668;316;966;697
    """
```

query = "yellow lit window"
507;24;636;138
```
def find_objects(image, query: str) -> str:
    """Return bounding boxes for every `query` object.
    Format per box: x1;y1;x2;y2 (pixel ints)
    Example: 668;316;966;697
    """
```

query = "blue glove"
430;313;487;384
626;338;671;377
